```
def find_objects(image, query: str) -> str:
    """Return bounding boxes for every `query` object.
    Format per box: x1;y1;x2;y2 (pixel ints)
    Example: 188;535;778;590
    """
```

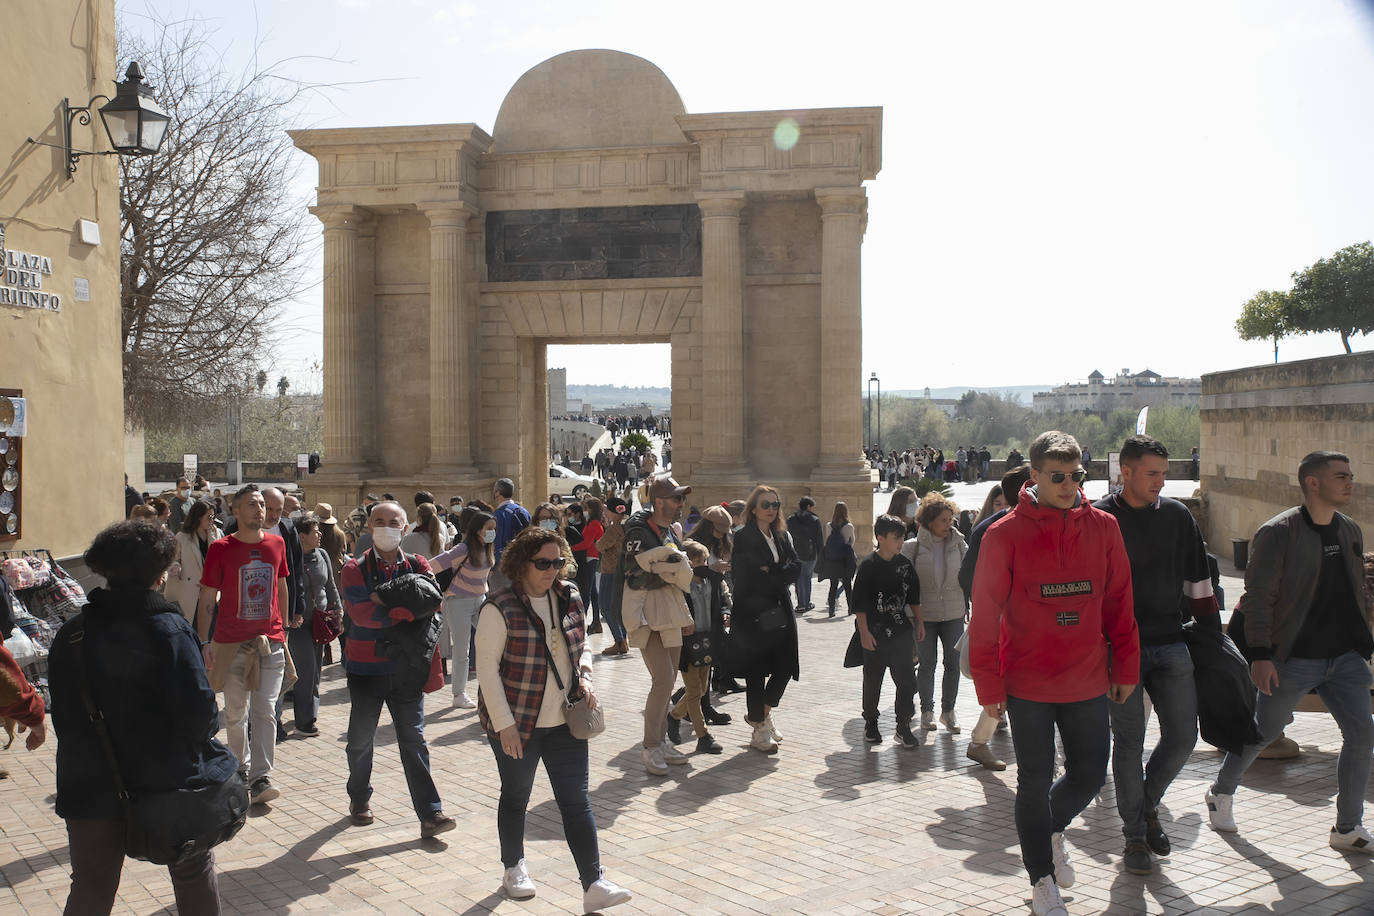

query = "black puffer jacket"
370;572;443;694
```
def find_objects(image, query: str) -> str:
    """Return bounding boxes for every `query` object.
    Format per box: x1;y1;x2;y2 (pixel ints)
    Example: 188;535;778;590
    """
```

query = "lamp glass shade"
139;111;170;152
101;109;140;151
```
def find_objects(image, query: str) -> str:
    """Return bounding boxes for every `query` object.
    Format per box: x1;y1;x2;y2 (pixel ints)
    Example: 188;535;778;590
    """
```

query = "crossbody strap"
520;594;581;702
67;616;136;809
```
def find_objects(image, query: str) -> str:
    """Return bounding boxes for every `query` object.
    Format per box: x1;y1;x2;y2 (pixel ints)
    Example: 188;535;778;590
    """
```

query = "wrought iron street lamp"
28;62;170;178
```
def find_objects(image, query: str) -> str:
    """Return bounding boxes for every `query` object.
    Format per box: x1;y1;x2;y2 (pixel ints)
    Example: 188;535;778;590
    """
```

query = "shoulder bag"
524;601;605;739
67;616;248;865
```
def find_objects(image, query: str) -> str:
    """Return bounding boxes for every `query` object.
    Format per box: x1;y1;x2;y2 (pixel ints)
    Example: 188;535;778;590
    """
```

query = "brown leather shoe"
420;812;456;838
349;802;374;825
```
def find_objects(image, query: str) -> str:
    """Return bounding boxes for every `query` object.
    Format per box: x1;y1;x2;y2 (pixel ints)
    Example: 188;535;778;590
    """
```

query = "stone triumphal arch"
292;50;881;532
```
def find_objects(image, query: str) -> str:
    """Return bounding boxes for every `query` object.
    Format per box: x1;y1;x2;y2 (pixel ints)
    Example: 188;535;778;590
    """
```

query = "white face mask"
539;520;558;531
905;503;917;518
371;527;403;551
289;509;304;520
482;529;496;544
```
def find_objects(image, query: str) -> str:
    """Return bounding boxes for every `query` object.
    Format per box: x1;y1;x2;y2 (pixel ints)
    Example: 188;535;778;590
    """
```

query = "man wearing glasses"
618;476;695;776
970;430;1139;916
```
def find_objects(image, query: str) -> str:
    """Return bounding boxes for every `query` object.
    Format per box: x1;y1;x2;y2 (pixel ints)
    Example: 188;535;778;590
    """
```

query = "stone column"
695;191;748;477
422;204;478;475
814;187;868;479
313;204;370;474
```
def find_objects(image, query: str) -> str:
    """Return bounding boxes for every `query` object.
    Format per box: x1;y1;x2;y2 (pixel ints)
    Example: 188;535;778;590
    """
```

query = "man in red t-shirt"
198;484;289;806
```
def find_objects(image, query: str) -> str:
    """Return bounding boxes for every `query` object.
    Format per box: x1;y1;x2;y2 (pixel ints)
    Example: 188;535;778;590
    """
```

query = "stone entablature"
291;50;880;542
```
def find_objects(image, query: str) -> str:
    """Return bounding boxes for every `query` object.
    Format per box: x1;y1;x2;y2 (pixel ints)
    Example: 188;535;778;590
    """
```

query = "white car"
547;464;597;498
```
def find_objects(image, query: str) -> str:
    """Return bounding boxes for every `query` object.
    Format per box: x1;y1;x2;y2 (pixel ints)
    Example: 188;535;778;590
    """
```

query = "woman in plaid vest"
474;526;631;913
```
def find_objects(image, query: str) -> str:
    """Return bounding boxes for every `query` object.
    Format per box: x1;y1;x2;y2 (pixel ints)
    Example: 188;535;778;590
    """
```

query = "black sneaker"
702;702;732;726
295;722;320;738
249;776;280;805
893;725;919;748
696;733;723;754
1145;813;1171;856
864;721;882;744
1123;839;1153;875
667;713;682;745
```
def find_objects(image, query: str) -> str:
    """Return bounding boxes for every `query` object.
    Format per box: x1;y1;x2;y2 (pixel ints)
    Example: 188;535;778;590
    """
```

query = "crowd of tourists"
2;431;1371;916
868;444;1017;490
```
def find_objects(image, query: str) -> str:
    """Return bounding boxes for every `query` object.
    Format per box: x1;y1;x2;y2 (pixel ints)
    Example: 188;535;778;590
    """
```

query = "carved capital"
419;202;480;229
310;204;371;232
815;187;866;218
694;190;746;220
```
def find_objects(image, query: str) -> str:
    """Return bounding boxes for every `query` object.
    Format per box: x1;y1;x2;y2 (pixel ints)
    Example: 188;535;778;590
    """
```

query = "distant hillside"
567;384;672;409
885;385;1052;404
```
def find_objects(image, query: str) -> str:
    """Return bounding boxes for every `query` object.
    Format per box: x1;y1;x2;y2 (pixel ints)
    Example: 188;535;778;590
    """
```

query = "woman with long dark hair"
430;510;497;708
729;485;801;754
569;498;605;634
168;498;222;627
817;501;857;616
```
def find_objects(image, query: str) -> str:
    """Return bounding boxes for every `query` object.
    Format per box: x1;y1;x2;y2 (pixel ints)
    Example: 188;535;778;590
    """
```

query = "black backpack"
823;526;848;562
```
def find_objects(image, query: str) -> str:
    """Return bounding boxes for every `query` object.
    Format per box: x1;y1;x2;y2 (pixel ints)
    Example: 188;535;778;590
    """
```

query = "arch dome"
491;50;687;153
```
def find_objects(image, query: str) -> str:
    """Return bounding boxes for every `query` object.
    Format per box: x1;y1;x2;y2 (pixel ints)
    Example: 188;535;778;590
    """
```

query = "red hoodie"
0;644;45;729
970;481;1139;706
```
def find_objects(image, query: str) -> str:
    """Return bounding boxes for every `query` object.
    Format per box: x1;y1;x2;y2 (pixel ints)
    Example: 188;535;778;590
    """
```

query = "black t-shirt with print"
851;551;921;641
1289;508;1372;660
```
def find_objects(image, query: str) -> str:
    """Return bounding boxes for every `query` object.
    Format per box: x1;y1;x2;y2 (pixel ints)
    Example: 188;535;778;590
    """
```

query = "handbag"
756;603;788;633
525;602;605;740
67;616;249;866
684;631;714;667
311;608;343;645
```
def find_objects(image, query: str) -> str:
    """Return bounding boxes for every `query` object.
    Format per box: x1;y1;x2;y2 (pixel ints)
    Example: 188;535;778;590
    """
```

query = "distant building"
547;367;567;416
1032;368;1200;415
921;386;961;417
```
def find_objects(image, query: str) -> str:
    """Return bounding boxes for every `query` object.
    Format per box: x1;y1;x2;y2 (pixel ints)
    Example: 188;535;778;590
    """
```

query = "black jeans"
862;629;916;726
64;818;219;915
488;724;601;890
742;634;792;723
1006;693;1110;885
827;573;853;611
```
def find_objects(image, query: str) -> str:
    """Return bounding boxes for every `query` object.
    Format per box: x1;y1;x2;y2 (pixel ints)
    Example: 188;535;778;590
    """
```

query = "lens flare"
772;118;800;151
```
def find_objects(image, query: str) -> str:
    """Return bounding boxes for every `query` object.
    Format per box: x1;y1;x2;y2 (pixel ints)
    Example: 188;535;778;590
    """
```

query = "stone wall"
1200;352;1373;550
550;421;611;466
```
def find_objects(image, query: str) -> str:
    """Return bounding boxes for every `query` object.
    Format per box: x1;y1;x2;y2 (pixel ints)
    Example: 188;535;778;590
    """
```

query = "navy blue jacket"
49;588;237;820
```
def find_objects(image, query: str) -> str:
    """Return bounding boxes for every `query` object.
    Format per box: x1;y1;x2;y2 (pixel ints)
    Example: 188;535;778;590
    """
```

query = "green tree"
1288;241;1374;354
619;432;651;454
1235;290;1293;363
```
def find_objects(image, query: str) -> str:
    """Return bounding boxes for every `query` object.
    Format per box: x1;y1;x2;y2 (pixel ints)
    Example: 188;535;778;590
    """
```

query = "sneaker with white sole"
452;692;476;709
660;737;689;765
1206;788;1236;832
749;719;778;754
1031;875;1068;916
1050;832;1075;888
502;859;536;899
920;710;937;730
582;873;632;912
641;744;668;776
939;710;961;733
765;713;783;743
1329;825;1374;854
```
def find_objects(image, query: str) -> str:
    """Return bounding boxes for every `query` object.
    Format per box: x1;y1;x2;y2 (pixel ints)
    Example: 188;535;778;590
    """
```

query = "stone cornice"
289;124;494;155
677;107;882;179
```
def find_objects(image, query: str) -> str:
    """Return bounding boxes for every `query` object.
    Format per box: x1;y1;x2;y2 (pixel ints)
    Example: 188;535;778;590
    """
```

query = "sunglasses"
758;501;782;511
1036;468;1088;485
530;557;567;571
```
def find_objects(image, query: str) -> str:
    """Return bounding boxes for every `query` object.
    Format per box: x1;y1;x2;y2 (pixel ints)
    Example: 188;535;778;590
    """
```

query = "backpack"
823;526;848;562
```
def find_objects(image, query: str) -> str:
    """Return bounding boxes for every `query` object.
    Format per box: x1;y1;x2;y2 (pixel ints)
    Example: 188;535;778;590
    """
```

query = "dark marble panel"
485;205;701;282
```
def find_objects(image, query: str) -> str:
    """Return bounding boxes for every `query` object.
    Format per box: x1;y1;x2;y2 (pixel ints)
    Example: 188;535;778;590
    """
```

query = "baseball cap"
647;476;691;501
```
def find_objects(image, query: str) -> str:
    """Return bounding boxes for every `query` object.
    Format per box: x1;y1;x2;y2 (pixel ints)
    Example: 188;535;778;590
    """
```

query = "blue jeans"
345;673;441;819
1006;693;1110;885
1213;651;1374;831
795;559;816;608
598;572;625;641
1109;640;1197;841
917;618;964;714
488;724;601;890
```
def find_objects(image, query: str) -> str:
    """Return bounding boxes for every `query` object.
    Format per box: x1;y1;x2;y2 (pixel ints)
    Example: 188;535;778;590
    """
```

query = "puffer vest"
477;581;587;743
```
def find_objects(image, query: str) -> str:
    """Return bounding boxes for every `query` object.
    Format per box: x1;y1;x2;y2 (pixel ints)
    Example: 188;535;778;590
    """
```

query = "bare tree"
117;15;318;427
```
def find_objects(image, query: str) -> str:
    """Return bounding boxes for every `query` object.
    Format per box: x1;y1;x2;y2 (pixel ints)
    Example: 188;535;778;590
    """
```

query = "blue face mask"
482;529;496;544
539;520;558;531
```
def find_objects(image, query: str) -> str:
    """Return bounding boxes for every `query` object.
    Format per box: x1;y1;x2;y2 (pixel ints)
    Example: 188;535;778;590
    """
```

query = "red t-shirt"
200;533;288;644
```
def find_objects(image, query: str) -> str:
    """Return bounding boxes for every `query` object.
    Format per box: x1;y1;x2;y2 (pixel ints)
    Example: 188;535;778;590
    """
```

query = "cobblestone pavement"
2;580;1371;914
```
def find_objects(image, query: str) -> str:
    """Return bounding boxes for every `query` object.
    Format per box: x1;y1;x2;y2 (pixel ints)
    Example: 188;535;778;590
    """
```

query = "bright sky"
125;0;1374;393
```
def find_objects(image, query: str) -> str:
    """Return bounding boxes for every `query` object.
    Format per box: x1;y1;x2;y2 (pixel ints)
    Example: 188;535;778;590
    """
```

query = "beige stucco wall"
1200;351;1374;550
0;0;124;556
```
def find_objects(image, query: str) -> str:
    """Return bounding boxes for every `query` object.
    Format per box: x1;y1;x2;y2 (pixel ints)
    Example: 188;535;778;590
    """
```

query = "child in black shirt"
853;514;924;747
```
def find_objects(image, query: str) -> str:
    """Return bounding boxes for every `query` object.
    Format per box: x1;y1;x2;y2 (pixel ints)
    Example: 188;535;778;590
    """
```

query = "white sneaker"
641;744;668;776
1050;832;1075;888
939;710;961;733
765;712;783;743
920;710;937;730
1205;788;1236;832
749;719;778;754
660;737;689;765
452;692;476;709
1030;875;1068;916
1329;825;1374;854
582;873;632;912
502;859;536;899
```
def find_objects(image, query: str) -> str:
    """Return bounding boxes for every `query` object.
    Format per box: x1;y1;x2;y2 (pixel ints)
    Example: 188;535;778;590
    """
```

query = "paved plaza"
1;478;1371;914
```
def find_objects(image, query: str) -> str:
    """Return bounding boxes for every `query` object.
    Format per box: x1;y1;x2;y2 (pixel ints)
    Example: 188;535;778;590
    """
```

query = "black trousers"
862;628;916;726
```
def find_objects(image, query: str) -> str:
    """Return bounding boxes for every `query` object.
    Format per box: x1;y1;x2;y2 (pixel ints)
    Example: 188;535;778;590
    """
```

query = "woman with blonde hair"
400;502;444;557
730;485;801;753
902;492;969;734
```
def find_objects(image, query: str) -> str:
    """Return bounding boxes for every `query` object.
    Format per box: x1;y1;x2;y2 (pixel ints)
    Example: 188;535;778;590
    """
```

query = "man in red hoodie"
971;430;1139;916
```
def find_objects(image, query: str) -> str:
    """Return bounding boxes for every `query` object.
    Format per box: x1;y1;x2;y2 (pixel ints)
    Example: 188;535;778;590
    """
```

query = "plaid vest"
478;581;587;743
